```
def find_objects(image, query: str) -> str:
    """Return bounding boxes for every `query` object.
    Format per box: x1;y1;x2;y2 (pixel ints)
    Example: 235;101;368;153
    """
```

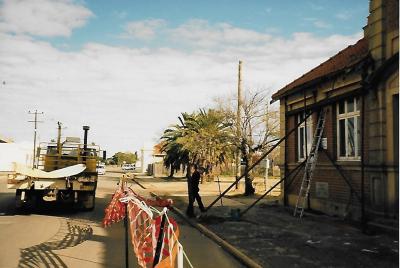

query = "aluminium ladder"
293;109;327;218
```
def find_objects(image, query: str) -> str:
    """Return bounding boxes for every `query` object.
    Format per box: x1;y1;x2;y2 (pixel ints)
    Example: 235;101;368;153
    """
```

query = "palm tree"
161;109;234;179
161;122;190;177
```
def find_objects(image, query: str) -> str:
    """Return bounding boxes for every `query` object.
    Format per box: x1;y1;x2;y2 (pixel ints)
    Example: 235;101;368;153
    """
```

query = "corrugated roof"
272;38;369;100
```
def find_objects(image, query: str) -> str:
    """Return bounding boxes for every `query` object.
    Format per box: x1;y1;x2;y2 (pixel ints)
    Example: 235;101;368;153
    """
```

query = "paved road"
0;173;243;267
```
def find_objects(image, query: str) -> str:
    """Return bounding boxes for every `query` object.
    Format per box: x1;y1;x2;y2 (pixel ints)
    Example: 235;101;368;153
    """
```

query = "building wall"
385;72;399;215
364;0;399;216
277;0;398;219
284;101;371;219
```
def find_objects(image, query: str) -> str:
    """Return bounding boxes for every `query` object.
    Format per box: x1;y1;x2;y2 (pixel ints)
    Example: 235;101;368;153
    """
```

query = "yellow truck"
7;125;101;210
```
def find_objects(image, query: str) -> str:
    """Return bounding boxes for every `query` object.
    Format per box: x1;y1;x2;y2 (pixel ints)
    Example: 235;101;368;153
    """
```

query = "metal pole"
56;122;62;170
124;200;129;268
33;114;37;168
217;176;223;206
240;160;306;216
322;150;362;202
361;93;366;232
264;159;268;191
206;111;313;211
284;96;289;206
303;90;311;210
153;213;167;267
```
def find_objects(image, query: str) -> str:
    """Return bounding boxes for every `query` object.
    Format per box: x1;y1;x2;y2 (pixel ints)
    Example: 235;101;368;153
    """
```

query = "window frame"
336;97;361;161
297;113;313;162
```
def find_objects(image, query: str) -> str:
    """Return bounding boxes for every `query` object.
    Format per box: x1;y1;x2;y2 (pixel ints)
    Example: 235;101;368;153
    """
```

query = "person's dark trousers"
186;190;195;217
186;177;195;217
193;191;206;212
186;189;205;217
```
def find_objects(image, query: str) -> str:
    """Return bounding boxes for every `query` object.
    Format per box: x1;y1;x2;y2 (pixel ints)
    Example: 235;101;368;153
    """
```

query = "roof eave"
271;56;369;102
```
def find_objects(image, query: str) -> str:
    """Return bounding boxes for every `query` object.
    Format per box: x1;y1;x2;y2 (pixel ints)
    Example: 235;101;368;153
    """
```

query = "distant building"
144;142;186;178
0;137;33;172
271;0;398;221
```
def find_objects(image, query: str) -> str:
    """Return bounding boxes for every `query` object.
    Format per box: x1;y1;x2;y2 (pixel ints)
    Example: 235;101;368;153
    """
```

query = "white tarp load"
13;163;86;178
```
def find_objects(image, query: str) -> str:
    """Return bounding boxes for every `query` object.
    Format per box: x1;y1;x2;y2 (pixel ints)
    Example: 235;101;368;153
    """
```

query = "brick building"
271;0;398;222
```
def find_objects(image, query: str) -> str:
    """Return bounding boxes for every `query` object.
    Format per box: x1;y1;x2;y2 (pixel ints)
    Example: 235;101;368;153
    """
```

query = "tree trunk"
244;161;255;195
169;164;174;178
241;142;255;196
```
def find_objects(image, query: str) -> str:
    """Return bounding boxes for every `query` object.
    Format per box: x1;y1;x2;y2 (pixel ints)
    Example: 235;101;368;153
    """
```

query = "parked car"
122;163;135;171
96;163;106;175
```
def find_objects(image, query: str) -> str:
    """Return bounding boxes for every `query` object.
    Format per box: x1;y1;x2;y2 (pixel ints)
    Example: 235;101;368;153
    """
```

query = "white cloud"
308;2;324;11
0;0;93;37
313;20;331;29
336;11;352;21
113;10;127;19
304;18;331;29
169;19;272;47
122;19;166;40
0;17;363;154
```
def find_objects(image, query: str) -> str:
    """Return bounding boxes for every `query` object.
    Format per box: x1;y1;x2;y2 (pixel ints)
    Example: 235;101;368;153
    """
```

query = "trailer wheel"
15;189;23;209
81;191;96;211
15;190;37;211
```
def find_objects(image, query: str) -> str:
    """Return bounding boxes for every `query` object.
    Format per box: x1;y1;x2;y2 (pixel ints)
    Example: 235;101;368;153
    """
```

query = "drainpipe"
360;56;371;233
361;92;366;232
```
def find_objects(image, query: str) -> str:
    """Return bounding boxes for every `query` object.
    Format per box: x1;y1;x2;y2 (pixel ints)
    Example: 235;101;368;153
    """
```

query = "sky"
0;0;368;156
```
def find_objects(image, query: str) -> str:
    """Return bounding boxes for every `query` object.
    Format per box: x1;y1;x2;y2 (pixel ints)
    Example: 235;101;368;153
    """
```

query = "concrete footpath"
139;176;398;268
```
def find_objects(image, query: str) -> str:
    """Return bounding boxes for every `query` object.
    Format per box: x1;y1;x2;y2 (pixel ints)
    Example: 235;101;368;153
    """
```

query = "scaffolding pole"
205;111;313;211
240;159;306;217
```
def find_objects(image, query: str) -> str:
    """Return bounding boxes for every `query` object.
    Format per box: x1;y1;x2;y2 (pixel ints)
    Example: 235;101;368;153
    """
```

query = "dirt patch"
173;197;398;268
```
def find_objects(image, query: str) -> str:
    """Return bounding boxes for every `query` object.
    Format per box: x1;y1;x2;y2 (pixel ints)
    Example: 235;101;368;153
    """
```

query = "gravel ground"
147;177;398;268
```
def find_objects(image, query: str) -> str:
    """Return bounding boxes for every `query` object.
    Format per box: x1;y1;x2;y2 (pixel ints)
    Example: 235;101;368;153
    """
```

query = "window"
298;113;313;161
337;97;361;160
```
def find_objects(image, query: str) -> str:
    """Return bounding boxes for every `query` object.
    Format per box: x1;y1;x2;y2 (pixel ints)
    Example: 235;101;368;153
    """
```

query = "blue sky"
0;0;368;155
47;0;368;50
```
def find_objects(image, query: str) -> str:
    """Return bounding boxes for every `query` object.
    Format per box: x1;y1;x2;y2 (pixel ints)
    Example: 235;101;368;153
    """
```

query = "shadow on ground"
18;218;93;268
0;190;136;268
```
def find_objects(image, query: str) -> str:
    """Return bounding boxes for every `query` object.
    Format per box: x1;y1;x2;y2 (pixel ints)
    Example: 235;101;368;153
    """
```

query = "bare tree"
214;90;280;195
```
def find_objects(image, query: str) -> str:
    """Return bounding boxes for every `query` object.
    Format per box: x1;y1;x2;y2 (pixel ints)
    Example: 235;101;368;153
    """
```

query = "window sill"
336;159;362;167
336;158;361;162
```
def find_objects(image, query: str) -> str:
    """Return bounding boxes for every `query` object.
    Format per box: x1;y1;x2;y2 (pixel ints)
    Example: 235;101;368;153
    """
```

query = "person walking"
186;165;206;217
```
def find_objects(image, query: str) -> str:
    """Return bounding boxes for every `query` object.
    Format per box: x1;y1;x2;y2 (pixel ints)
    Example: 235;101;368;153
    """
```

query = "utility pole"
28;110;44;168
236;60;242;189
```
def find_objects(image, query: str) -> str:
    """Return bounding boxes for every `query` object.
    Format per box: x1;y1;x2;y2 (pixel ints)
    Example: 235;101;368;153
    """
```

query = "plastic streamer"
103;183;191;268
